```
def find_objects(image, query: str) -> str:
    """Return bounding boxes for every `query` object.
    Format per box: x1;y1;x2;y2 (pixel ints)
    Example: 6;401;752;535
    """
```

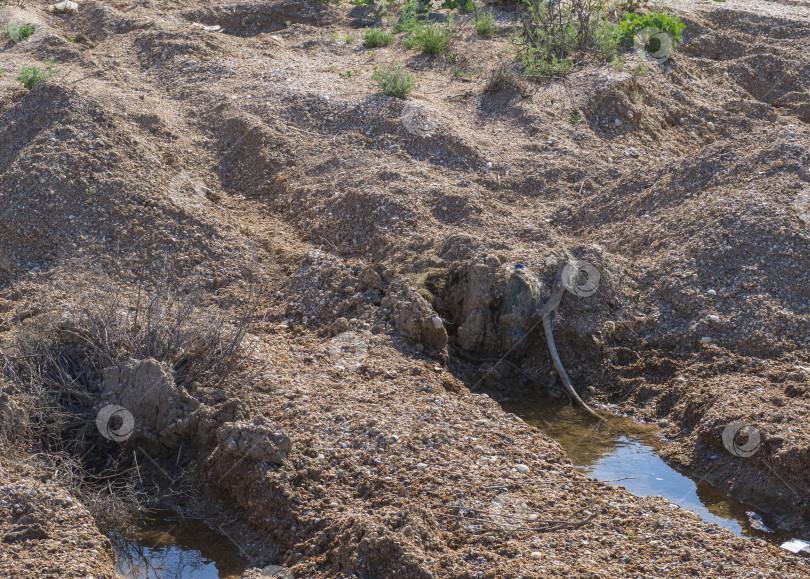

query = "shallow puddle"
503;397;805;546
115;509;249;579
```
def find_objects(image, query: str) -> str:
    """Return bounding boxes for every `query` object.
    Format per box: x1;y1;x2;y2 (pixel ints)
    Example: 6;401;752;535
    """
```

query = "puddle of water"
115;509;249;579
503;397;806;546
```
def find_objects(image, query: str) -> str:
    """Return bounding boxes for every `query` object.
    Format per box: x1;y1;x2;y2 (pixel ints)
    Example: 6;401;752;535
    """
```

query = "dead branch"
537;267;605;421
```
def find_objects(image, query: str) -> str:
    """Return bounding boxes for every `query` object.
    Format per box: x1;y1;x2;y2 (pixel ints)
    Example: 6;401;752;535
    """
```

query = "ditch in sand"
504;398;810;547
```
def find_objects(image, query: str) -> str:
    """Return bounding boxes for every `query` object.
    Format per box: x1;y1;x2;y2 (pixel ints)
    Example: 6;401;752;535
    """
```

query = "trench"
503;396;810;548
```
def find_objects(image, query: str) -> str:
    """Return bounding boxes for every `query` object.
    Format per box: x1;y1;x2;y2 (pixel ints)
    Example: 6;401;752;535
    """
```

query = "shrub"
404;21;454;55
2;20;35;43
474;11;496;37
394;0;430;34
517;0;616;77
16;59;58;90
372;63;415;98
615;11;685;48
363;27;394;47
441;0;475;12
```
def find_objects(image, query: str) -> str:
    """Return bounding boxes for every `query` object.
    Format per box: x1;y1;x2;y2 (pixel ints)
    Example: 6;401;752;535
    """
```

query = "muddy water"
115;509;248;579
503;397;802;546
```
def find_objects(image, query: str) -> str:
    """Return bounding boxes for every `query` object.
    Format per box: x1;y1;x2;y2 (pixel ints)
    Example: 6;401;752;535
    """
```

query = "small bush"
363;27;394;47
404;21;454;55
474;11;496;37
615;11;685;47
518;0;615;77
16;59;58;90
372;64;415;98
394;1;430;34
3;20;35;43
441;0;475;12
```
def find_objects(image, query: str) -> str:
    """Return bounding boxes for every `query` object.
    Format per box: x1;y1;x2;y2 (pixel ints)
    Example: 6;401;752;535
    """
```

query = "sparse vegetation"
441;0;475;12
345;33;357;44
474;11;496;38
363;27;394;47
2;20;35;43
16;59;58;90
371;63;415;98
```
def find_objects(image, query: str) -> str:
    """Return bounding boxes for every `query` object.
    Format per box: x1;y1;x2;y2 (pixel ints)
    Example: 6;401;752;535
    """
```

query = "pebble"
707;121;715;131
658;419;669;428
701;336;713;344
474;445;484;454
707;289;717;296
515;463;530;474
707;314;720;323
416;463;428;471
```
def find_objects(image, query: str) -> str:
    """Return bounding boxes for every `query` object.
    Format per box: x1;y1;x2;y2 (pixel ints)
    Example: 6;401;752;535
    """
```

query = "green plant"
570;107;582;122
363;27;394;47
285;20;292;28
474;11;496;37
447;52;458;64
16;59;58;90
345;33;357;44
633;60;649;76
517;0;615;77
3;20;35;43
404;20;454;55
371;63;415;98
441;0;475;12
340;69;359;78
328;30;341;42
611;53;626;71
394;1;431;34
615;11;685;48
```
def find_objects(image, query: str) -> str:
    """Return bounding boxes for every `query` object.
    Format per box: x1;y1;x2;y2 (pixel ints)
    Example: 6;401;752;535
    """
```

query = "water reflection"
503;397;804;545
115;509;248;579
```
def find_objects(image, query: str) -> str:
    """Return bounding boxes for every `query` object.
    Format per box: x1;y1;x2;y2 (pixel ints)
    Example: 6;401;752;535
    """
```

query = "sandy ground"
1;0;809;576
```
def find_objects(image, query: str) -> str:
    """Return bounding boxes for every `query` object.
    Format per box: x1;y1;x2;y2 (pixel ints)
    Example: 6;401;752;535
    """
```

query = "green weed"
3;20;35;43
474;11;495;37
363;27;394;47
16;59;58;90
371;63;415;98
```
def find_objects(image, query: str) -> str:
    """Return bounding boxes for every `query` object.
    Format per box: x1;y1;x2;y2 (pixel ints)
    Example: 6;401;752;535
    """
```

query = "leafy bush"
615;11;685;48
3;20;35;43
441;0;475;12
394;1;431;34
404;20;454;55
363;27;394;47
474;11;496;37
517;0;616;77
16;60;58;90
372;63;415;98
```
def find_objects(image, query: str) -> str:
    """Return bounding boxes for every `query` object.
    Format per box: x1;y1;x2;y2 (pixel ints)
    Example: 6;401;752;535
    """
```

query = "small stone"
486;162;493;169
515;463;530;474
474;445;484;454
701;336;713;344
707;289;717;296
657;419;669;428
707;314;720;323
530;551;542;558
706;121;715;131
416;463;428;471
